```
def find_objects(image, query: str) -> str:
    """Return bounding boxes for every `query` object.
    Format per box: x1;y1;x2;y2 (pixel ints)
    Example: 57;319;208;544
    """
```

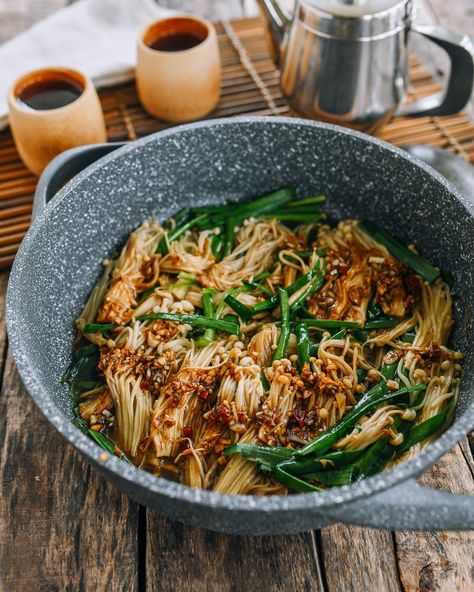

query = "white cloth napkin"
0;0;173;130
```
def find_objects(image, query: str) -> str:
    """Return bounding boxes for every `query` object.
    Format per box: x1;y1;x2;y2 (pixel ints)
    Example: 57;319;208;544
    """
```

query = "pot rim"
7;115;474;513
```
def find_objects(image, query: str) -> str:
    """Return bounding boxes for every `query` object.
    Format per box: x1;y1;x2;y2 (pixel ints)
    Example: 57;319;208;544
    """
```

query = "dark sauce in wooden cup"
15;70;84;111
144;17;208;53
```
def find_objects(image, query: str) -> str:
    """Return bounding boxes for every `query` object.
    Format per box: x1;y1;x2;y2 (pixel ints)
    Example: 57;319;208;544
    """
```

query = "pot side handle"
325;477;474;531
33;142;126;221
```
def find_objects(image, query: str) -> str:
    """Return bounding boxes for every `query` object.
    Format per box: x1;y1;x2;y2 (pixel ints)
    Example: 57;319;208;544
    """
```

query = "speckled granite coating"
6;117;474;533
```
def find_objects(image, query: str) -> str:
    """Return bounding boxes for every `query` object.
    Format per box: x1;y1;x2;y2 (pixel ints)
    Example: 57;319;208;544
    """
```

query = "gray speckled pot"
7;117;474;534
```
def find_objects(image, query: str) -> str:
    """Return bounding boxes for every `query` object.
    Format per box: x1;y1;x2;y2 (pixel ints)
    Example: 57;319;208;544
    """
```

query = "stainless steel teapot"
257;0;474;132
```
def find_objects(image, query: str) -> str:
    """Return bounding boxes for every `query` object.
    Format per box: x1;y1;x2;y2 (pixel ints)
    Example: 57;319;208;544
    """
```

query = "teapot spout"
256;0;289;66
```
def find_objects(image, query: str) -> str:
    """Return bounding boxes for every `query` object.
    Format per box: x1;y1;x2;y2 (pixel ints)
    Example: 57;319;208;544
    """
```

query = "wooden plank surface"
147;518;325;592
319;526;402;592
0;280;139;592
394;445;474;592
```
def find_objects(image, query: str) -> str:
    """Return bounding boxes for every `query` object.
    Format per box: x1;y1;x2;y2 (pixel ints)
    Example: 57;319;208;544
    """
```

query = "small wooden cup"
8;67;106;176
137;15;221;123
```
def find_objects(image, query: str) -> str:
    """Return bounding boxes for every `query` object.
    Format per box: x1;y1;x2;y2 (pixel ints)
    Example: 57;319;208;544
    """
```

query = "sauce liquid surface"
17;78;83;110
148;32;203;52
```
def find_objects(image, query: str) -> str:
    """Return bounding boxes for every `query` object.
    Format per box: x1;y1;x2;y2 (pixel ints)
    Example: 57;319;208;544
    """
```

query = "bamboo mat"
0;16;473;270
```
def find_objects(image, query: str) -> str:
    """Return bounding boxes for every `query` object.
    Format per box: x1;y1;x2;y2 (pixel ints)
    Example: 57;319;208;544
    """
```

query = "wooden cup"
8;67;106;176
136;15;221;123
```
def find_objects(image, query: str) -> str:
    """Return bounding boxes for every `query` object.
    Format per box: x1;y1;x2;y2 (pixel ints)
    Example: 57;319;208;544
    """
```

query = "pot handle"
33;142;126;221
325;477;474;531
396;24;474;118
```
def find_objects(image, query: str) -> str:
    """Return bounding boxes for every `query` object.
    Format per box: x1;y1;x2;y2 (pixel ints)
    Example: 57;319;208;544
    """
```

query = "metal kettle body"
257;0;474;133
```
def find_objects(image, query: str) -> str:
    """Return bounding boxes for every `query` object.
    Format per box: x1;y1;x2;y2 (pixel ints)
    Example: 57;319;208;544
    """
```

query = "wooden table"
0;1;473;591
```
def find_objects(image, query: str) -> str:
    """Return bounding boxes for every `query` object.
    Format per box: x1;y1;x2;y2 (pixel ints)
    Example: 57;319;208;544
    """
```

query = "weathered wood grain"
0;348;140;592
319;526;402;592
146;515;324;592
459;437;474;479
394;445;474;592
0;272;10;378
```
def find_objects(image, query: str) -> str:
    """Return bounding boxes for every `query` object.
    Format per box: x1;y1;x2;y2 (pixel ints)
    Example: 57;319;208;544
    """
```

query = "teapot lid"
308;0;405;17
299;0;412;39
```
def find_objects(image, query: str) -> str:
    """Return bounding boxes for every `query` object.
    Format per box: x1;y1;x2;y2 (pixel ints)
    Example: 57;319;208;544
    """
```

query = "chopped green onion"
171;207;191;228
354;416;412;481
136;312;240;336
274;465;322;492
263;212;320;223
61;344;100;393
253;261;324;314
83;323;114;334
296;323;310;370
289;262;325;313
191;188;296;219
367;300;383;320
273;288;291;361
309;328;347;357
289;195;326;207
224;443;293;466
364;316;399;330
211;233;223;261
196;289;217;347
352;329;370;343
222;216;236;258
398;399;455;454
157;213;209;255
399;329;417;344
75;344;98;360
138;286;157;303
282;450;364;476
254;271;272;282
243;281;273;297
177;271;198;283
300;319;363;330
359;221;440;283
224;294;254;322
294;361;399;457
73;412;131;464
303;466;357;486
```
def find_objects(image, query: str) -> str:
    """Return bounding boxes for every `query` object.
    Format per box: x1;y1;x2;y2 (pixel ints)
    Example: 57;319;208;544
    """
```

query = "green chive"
359;221;440;283
83;323;114;334
136;312;240;336
224;294;254;322
273;288;291;361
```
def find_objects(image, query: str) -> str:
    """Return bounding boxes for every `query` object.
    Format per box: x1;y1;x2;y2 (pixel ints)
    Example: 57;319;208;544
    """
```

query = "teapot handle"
256;0;290;66
396;24;474;117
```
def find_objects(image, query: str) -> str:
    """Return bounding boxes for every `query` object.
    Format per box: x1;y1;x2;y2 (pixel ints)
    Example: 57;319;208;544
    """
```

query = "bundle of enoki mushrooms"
64;188;462;494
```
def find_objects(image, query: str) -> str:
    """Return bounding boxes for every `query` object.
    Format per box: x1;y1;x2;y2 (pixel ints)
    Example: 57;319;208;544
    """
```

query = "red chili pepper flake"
336;261;349;276
293;409;307;427
183;425;193;438
199;391;210;401
211;406;232;426
141;381;149;390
